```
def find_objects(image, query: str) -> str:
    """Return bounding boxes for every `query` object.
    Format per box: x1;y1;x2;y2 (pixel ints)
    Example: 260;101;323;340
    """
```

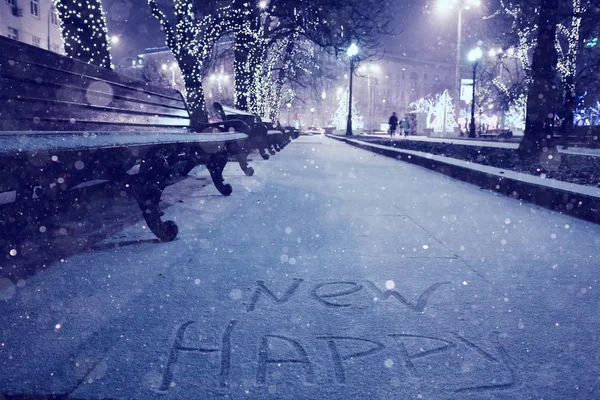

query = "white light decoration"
53;0;113;68
431;90;459;132
410;90;458;132
148;0;245;126
331;87;361;130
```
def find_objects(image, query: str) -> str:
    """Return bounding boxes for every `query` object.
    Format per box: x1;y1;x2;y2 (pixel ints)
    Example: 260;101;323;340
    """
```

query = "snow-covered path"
1;135;599;399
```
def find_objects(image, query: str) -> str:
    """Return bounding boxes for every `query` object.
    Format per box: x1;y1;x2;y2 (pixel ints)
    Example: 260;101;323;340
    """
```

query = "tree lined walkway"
1;136;599;399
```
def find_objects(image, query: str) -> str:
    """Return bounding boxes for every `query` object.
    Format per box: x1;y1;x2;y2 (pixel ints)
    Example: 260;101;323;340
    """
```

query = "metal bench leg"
259;148;270;160
236;152;254;176
134;156;179;242
207;152;233;196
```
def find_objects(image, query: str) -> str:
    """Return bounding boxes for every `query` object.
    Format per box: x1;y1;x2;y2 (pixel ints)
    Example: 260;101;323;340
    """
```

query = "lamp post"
468;47;482;138
346;43;359;136
437;0;481;130
358;63;380;133
286;103;292;126
310;107;315;126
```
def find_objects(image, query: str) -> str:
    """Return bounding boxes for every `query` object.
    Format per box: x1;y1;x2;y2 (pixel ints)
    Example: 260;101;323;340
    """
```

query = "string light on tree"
53;0;112;68
331;87;361;130
149;0;245;127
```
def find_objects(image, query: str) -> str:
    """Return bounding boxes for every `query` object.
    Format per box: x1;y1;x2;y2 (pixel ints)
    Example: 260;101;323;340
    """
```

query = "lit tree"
410;97;436;129
554;0;599;139
486;0;600;153
331;88;360;130
53;0;112;68
148;0;241;128
230;0;393;114
430;90;458;133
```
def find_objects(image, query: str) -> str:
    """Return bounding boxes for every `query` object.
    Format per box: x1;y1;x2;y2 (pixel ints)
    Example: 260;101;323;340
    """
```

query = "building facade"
0;0;64;53
296;50;455;131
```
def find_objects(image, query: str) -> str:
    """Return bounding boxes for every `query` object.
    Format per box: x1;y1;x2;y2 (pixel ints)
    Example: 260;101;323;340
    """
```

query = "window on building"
30;0;38;17
7;27;19;40
51;8;59;25
32;36;41;47
5;0;16;6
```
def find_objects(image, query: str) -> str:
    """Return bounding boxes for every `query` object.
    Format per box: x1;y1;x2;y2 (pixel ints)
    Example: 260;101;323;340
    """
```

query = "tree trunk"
54;0;112;69
181;58;209;130
234;32;251;112
519;0;559;158
559;75;577;148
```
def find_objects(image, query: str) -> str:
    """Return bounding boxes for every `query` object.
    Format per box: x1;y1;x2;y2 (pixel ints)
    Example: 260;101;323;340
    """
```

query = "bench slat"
2;98;190;128
0;36;191;133
0;64;188;110
1;78;189;116
0;131;247;155
0;119;192;132
0;36;182;101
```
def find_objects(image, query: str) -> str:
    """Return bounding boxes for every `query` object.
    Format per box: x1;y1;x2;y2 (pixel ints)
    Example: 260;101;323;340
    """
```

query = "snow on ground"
0;135;599;399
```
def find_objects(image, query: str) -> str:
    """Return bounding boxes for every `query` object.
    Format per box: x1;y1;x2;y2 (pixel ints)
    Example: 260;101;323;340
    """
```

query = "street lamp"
468;47;482;138
358;63;380;133
437;0;481;129
286;102;292;126
110;35;120;45
346;43;359;136
310;107;315;126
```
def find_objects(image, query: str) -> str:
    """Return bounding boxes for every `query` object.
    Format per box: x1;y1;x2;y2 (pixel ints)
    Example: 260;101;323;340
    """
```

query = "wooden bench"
213;103;286;167
554;126;600;148
479;129;513;139
0;36;248;242
260;116;291;152
285;126;300;140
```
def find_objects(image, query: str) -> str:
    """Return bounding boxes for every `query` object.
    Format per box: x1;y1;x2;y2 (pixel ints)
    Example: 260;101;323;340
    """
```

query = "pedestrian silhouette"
388;112;399;137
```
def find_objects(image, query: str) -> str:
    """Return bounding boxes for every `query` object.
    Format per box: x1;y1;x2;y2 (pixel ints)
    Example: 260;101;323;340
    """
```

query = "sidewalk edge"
327;134;599;224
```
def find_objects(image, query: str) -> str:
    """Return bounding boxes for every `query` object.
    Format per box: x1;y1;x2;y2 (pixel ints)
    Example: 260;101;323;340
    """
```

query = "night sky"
104;0;490;66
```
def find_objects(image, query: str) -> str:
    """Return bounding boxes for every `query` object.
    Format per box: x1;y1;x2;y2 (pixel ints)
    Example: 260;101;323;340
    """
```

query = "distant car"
302;127;324;136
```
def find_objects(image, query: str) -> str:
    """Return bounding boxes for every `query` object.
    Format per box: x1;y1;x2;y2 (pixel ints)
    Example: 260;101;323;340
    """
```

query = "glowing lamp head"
468;47;483;63
286;103;292;108
110;35;120;45
258;0;267;9
161;64;168;71
437;0;455;11
347;43;359;58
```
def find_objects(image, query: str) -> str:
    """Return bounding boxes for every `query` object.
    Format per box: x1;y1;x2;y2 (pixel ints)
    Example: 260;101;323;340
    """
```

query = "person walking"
388;112;399;137
401;115;410;137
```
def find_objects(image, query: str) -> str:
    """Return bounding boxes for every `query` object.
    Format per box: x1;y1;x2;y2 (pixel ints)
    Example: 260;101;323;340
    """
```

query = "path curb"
327;134;599;224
